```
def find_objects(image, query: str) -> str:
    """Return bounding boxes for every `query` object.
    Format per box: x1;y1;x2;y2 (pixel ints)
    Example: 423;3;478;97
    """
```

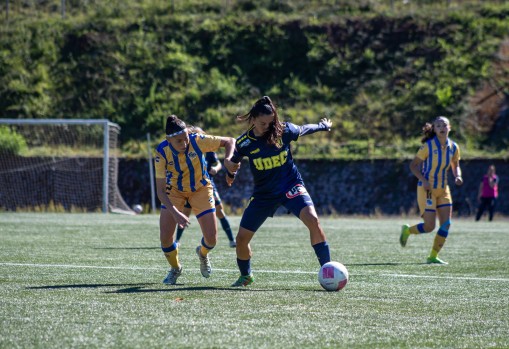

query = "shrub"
0;126;28;156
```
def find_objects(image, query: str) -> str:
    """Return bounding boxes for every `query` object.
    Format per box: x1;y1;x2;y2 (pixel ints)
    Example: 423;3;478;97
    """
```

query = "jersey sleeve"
154;148;167;179
283;122;301;143
231;148;244;163
415;144;429;160
231;133;249;163
298;123;328;136
196;134;222;152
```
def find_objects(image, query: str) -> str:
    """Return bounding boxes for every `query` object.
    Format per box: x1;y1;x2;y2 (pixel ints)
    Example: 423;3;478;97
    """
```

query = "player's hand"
319;118;332;131
455;176;463;186
224;158;240;174
422;180;431;191
208;168;217;176
173;210;190;229
226;173;235;187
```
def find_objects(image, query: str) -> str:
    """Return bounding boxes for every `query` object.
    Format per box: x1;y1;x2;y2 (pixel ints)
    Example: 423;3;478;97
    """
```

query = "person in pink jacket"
475;165;499;221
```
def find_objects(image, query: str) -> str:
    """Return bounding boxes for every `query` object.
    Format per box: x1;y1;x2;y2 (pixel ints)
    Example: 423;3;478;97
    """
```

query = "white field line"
1;262;509;282
380;273;509;282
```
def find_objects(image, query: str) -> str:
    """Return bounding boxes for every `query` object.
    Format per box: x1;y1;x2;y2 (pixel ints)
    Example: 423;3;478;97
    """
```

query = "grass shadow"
107;285;278;293
93;247;159;250
26;283;279;293
347;262;425;266
26;283;155;290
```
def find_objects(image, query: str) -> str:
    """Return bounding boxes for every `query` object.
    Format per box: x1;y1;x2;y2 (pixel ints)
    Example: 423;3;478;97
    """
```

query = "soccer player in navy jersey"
154;115;238;285
399;116;463;265
224;96;335;287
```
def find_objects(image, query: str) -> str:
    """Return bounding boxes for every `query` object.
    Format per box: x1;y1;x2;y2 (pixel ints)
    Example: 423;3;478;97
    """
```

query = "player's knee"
423;222;435;232
437;220;451;238
202;237;217;248
236;229;254;246
236;233;249;246
300;210;320;228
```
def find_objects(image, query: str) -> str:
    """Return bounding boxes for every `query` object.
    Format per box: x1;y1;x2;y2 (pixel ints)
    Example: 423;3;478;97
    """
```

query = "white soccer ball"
318;261;349;291
133;204;143;214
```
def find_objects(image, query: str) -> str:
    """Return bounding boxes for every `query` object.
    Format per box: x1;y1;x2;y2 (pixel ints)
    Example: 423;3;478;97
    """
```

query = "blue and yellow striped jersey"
154;133;222;192
416;137;460;189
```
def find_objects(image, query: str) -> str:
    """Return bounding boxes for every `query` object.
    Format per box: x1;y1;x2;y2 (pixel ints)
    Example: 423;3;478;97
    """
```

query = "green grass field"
1;213;508;348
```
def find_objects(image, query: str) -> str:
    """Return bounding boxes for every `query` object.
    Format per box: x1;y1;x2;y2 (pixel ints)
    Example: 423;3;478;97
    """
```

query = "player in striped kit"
154;115;237;285
400;116;463;265
224;96;336;287
175;149;237;248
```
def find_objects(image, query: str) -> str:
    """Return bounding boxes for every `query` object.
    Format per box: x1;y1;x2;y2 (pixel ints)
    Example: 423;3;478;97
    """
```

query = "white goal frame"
0;118;131;213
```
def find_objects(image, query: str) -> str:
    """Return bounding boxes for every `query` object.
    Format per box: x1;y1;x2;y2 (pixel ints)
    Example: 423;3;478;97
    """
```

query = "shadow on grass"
26;283;155;290
26;283;269;293
93;247;159;250
107;285;271;293
347;262;426;266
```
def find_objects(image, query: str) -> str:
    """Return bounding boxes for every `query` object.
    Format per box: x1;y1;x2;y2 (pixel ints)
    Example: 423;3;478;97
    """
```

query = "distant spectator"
475;165;499;221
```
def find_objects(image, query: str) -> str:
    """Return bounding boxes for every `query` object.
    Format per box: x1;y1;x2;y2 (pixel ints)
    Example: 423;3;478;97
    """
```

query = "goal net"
0;119;133;213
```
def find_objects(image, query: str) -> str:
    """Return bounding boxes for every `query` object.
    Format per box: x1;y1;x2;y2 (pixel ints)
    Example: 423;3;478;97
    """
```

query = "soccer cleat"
196;246;212;278
229;240;237;248
231;274;254;287
399;224;410;247
426;257;448;265
163;266;182;285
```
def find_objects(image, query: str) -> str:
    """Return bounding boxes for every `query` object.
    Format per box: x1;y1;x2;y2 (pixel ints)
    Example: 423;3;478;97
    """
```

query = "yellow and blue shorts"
417;184;452;216
183;179;221;209
163;184;216;219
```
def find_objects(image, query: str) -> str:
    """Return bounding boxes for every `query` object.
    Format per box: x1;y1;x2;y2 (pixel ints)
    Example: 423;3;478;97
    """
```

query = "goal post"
0;119;133;214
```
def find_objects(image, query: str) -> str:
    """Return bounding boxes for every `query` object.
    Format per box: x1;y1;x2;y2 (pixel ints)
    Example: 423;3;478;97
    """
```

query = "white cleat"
196;246;211;278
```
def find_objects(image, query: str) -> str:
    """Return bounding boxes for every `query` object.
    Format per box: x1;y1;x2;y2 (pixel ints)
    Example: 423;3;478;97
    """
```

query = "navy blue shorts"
240;184;314;232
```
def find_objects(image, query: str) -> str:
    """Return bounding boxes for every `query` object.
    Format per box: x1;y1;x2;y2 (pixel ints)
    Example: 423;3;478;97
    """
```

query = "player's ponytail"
237;96;283;146
421;122;435;143
166;115;187;138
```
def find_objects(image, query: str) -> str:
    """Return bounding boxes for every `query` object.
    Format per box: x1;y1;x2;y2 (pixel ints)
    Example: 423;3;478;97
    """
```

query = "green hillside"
1;0;508;158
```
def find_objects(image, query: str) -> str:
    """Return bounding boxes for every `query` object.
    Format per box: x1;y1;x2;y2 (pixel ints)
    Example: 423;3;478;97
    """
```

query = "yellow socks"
409;225;420;234
164;249;180;269
430;235;446;259
200;245;211;257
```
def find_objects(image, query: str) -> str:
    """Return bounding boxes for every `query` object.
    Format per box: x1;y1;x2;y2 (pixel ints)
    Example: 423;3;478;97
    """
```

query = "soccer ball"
133;204;143;214
318;261;349;291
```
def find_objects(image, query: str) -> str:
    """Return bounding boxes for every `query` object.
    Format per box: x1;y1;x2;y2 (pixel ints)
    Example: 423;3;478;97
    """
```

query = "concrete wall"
119;159;509;217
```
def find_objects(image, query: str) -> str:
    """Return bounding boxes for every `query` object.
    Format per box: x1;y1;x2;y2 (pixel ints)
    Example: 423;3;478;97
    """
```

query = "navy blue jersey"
233;122;308;199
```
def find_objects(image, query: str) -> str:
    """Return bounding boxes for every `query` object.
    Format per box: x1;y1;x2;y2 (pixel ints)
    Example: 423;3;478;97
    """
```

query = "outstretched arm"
299;118;332;136
220;137;241;187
